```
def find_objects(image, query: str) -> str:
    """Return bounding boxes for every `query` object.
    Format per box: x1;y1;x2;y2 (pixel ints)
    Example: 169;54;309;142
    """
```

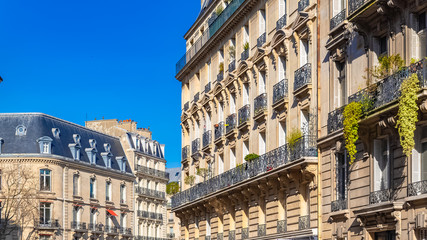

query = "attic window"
52;128;60;138
116;156;127;172
85;139;98;165
37;136;53;154
16;125;27;136
0;138;4;154
69;134;81;160
101;143;113;168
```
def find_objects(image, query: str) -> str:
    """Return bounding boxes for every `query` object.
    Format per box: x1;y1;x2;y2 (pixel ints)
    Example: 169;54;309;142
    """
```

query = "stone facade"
166;167;182;240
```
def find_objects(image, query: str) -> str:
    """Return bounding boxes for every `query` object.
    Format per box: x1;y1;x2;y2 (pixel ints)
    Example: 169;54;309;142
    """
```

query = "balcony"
194;93;200;103
217;72;224;82
330;9;346;30
238;104;250;129
205;236;211;240
36;219;59;229
192;138;201;156
294;63;312;94
331;198;348;212
105;225;119;235
242;228;249;239
254;93;267;121
229;230;236;240
327;106;344;134
88;223;104;233
171;135;317;208
175;0;246;75
183;102;189;112
120;227;132;236
182;145;190;162
272;79;289;113
229;60;236;72
214;121;225;143
71;221;87;231
217;233;223;240
241;49;249;61
298;0;310;11
257;224;266;237
225;113;237;136
257;33;266;48
136;165;169;180
298;215;310;230
348;0;376;17
408;180;427;196
276;14;287;30
369;189;392;204
135;187;166;200
202;130;212;149
205;82;212;93
167;233;175;239
277;220;287;233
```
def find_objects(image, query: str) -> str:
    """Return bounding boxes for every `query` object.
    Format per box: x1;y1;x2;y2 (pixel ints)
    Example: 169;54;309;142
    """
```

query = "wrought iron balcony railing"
349;0;374;16
194;93;200;103
217;72;224;82
203;130;212;148
217;233;223;240
330;8;346;30
88;223;103;232
205;82;212;93
171;135;317;208
135;187;166;199
273;79;289;104
229;230;236;240
183;102;189;112
136;165;169;179
298;215;310;230
167;233;175;239
105;225;118;234
229;60;236;72
277;220;287;233
257;33;266;48
119;227;132;235
205;236;211;240
242;227;249;239
214;122;225;140
294;63;312;91
182;145;190;160
298;0;310;11
348;59;426;113
238;104;250;126
369;189;392;204
192;138;201;154
175;0;246;75
226;114;237;134
331;198;348;212
37;219;59;229
327;106;344;134
258;224;266;236
276;14;287;30
408;180;427;196
254;93;267;116
71;221;87;231
241;49;249;61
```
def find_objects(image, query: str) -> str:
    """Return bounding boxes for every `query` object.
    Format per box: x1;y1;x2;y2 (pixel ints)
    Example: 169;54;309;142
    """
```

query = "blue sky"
0;0;201;168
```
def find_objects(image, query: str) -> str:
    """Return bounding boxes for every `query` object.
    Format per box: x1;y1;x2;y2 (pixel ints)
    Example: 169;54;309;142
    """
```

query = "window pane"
422;142;427;181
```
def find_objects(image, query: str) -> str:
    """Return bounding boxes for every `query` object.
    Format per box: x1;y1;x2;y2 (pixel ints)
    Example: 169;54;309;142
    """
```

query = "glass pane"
422;142;427;180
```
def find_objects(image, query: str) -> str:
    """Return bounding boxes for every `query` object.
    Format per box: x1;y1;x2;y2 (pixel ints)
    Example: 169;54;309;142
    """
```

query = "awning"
107;209;118;217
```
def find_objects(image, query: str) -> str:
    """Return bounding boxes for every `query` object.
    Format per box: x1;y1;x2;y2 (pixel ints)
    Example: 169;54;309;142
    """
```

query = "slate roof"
0;113;132;174
166;167;181;183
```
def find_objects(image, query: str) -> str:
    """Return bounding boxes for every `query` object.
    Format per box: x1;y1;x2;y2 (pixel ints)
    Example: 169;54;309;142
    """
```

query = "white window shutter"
279;57;286;82
300;40;308;66
413;128;421;183
373;139;382;191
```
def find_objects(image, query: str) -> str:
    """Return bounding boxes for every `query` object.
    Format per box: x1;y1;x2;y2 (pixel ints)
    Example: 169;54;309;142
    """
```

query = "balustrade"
242;228;249;239
298;0;309;11
229;230;236;240
327;106;344;134
226;114;237;134
182;145;190;160
298;215;310;230
71;221;87;231
194;93;200;103
205;82;211;93
241;49;249;61
229;60;236;72
217;72;224;82
369;189;392;204
277;220;287;233
349;0;372;16
258;224;266;236
37;219;59;229
135;187;166;199
257;33;266;48
192;138;201;154
203;130;212;147
136;165;169;179
294;63;312;91
184;102;189;112
408;180;427;196
330;8;346;30
331;198;347;212
276;14;287;30
254;93;267;116
214;122;225;140
273;79;288;104
238;104;250;126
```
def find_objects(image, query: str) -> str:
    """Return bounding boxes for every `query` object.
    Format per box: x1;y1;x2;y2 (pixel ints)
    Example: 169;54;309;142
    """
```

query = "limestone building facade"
85;119;169;240
166;167;182;240
174;0;320;239
0;113;135;240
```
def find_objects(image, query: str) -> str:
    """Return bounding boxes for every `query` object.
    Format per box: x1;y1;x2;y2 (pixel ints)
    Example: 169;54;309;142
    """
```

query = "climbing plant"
396;73;420;156
166;182;180;195
343;102;362;164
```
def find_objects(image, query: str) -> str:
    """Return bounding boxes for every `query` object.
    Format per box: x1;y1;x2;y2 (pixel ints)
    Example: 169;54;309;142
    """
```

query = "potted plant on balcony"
184;175;195;187
219;62;224;73
287;128;303;153
216;5;224;16
244;153;259;162
196;168;209;181
166;182;180;195
243;42;249;51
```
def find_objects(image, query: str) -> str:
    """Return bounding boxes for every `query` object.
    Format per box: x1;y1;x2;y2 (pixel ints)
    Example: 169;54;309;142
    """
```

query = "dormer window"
0;138;4;154
116;156;127;172
69;134;81;160
37;136;53;154
52;128;60;138
16;125;27;136
85;139;98;165
101;143;113;168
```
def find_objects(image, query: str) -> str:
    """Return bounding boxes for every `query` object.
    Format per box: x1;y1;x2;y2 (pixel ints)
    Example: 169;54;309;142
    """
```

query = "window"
39;236;50;240
230;94;236;114
375;231;395;240
373;137;391;191
300;39;309;66
412;127;427;191
206;213;211;236
279;0;286;16
15;125;27;136
243;84;249;105
73;174;79;196
259;132;266;155
419;12;427;59
279;121;286;146
336;152;348;200
336;61;347;107
106;181;111;201
43;142;49;153
420;229;427;240
278;56;286;82
73;206;80;223
332;0;345;17
379;36;387;55
243;141;249;161
40;169;51;191
301;110;309;135
230;148;236;170
208;160;215;179
37;137;53;154
259;71;266;94
90;178;96;199
218;154;224;174
90;208;97;226
120;213;126;228
259;9;266;35
120;184;126;204
419;12;426;32
40;203;51;225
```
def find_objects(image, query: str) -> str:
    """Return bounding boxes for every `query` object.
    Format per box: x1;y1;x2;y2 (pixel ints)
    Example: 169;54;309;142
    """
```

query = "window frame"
40;169;51;192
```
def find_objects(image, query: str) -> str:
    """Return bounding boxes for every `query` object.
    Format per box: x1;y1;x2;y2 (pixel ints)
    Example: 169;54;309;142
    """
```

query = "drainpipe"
316;0;322;238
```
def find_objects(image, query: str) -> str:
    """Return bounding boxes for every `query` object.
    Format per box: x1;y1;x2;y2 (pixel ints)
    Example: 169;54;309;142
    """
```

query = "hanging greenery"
365;54;404;86
396;73;420;156
243;42;249;50
219;62;224;72
184;175;195;186
244;153;259;162
343;102;362;164
166;182;180;195
196;168;209;181
287;128;303;152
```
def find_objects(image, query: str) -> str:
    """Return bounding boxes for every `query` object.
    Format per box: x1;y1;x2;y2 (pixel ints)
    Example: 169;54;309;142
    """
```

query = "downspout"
316;0;322;238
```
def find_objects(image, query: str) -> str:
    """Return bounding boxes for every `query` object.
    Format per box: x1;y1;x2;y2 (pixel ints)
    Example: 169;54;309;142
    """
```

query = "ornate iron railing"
119;227;132;235
217;233;223;240
175;0;246;74
294;63;312;91
135;187;166;199
88;223;103;232
37;219;60;229
194;93;200;103
105;225;118;234
349;0;373;16
136;165;169;179
226;114;237;134
192;138;201;154
298;215;310;230
217;72;224;82
214;122;225;140
331;198;347;212
348;59;426;113
257;33;266;48
258;224;266;236
327;106;345;134
203;130;212;147
254;93;267;116
171;135;317;208
205;236;211;240
71;221;87;230
369;189;392;204
277;220;287;233
205;82;212;93
330;8;346;30
229;60;236;72
242;228;249;239
408;180;427;196
182;145;190;160
298;0;310;11
276;14;287;30
273;79;288;104
229;230;236;240
238;104;250;125
167;233;175;239
184;102;189;111
137;210;162;220
241;49;249;61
